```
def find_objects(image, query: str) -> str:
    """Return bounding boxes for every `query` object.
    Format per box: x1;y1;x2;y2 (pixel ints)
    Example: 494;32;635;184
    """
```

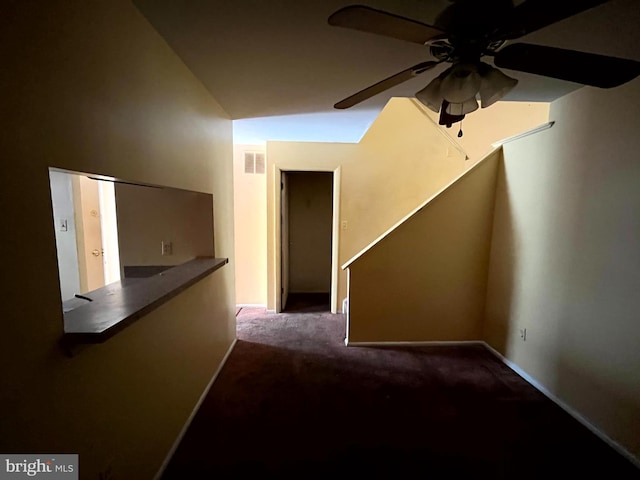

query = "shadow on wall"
550;106;640;456
482;78;640;461
555;353;640;446
483;158;516;353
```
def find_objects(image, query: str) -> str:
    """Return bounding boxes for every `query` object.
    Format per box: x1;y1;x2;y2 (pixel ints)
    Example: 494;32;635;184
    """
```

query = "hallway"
161;307;638;478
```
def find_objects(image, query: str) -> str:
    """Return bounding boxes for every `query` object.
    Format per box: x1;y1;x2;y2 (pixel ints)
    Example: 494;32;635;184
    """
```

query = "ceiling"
133;0;640;142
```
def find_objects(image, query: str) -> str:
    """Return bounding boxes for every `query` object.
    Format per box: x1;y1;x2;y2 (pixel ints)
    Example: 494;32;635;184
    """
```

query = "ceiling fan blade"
494;43;640;88
498;0;610;39
328;5;444;45
334;61;439;109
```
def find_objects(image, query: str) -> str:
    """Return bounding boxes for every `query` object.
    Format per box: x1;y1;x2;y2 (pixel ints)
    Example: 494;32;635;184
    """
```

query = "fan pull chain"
457;120;463;138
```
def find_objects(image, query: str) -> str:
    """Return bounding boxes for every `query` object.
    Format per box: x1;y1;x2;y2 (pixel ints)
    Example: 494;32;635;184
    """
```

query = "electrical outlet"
341;220;348;230
161;240;173;256
519;328;527;341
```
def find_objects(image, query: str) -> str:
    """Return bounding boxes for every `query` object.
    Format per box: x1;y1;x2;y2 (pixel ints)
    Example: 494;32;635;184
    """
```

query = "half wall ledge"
61;257;228;354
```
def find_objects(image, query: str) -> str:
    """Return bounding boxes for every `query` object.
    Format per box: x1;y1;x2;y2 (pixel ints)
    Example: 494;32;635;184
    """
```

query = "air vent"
255;153;265;174
244;152;265;174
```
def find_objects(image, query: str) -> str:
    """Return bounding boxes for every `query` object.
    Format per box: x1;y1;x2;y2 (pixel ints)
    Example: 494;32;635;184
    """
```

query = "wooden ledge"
61;257;228;353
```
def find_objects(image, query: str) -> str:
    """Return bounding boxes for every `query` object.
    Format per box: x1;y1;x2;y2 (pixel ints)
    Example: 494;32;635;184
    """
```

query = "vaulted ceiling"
133;0;640;140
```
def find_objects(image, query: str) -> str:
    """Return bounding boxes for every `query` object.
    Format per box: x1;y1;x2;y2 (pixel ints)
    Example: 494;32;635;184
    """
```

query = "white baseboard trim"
154;337;238;480
344;337;639;467
345;339;485;347
236;304;267;308
482;342;640;469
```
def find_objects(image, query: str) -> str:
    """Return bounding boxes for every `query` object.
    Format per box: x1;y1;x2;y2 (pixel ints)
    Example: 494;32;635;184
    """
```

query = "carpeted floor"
162;306;639;479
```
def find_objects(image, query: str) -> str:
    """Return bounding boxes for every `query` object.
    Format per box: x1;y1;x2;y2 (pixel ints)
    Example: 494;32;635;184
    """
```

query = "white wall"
484;79;640;459
49;170;81;301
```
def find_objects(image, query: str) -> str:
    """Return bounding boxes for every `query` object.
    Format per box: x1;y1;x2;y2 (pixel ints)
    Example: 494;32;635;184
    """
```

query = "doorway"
281;171;333;312
49;169;121;302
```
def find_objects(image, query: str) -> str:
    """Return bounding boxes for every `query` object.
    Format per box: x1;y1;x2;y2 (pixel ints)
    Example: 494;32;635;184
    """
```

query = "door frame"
280;171;289;311
275;166;341;313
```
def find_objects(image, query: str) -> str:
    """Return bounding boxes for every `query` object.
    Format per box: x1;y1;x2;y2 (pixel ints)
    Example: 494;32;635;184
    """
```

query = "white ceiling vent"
244;152;265;174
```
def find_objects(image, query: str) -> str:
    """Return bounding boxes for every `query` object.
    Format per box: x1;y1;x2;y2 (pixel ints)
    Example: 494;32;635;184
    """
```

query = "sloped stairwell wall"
267;98;468;312
345;149;501;343
265;99;549;313
419;100;550;162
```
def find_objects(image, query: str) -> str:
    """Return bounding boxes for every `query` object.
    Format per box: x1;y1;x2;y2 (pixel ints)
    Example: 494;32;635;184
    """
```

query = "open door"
73;176;106;292
97;180;121;285
280;171;289;311
274;168;341;313
280;171;334;312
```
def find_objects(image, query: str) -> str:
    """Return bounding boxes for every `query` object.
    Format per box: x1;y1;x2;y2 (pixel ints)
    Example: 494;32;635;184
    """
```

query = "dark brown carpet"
162;308;638;479
282;292;330;313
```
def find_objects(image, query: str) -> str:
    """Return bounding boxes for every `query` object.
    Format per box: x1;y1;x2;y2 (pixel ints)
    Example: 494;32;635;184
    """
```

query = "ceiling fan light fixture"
479;65;519;108
439;100;465;127
440;63;481;103
415;76;444;113
446;97;479;116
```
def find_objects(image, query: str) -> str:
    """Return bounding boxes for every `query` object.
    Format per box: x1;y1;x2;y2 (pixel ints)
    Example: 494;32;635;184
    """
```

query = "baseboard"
346;339;485;347
154;337;238;479
482;342;640;469
236;304;267;308
345;338;639;467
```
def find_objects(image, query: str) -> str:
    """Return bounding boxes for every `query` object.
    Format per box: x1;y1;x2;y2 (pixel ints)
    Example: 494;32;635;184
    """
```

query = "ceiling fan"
328;0;640;129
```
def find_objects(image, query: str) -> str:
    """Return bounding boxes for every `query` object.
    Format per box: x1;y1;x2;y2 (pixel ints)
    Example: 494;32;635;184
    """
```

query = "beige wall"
115;183;214;267
346;149;500;342
0;1;235;478
233;144;267;304
484;80;640;458
421;100;550;162
267;98;468;312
